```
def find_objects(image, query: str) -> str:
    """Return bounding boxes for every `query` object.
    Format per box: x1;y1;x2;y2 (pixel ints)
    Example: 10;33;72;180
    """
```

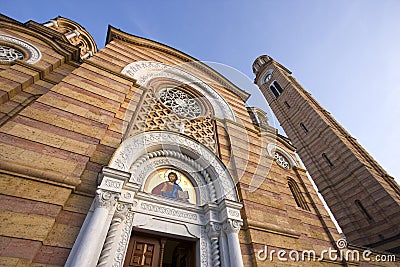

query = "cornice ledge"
245;219;300;239
277;134;296;152
0;20;80;63
106;25;250;102
82;60;138;85
0;161;80;188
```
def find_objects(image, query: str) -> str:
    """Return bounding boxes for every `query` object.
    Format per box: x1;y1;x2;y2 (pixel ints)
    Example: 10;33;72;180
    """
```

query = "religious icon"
151;170;190;202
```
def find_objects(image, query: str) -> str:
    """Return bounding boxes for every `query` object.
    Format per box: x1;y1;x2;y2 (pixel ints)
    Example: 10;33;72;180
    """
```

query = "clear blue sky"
2;0;399;182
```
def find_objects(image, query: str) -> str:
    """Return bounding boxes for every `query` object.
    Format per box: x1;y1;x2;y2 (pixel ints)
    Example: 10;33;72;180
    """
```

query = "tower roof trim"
252;54;292;78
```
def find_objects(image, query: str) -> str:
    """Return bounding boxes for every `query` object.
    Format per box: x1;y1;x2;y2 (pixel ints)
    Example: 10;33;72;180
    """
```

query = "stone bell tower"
252;55;400;254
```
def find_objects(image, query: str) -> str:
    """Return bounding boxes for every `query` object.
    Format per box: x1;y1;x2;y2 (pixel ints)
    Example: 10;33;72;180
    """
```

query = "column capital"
94;189;119;211
223;219;242;234
206;222;222;238
114;202;135;220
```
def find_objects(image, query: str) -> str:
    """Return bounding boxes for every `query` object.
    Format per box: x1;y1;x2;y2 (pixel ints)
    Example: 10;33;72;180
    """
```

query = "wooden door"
124;236;161;267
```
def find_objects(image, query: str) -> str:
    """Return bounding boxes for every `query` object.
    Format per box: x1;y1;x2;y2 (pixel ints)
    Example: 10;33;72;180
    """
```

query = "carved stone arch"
68;130;244;267
109;131;239;202
121;61;236;121
267;143;298;168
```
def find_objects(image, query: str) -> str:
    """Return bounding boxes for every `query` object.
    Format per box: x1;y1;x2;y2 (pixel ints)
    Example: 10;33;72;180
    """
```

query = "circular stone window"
274;151;290;169
0;34;42;64
159;87;202;118
0;45;24;63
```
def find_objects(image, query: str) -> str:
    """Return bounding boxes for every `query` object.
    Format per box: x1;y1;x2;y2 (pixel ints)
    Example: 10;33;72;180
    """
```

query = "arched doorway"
66;131;244;267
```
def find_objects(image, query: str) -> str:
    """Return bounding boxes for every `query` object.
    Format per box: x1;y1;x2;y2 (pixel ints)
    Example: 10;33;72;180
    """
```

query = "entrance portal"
124;231;196;267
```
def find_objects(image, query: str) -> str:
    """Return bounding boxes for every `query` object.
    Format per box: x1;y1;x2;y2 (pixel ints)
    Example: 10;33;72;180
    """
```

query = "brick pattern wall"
1;18;390;266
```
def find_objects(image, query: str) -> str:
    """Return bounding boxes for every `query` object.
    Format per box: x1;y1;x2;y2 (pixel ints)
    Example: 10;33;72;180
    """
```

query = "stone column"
206;222;221;267
66;168;131;267
67;189;119;267
65;29;80;40
219;232;230;267
81;50;93;59
43;20;58;28
97;202;134;267
223;219;243;267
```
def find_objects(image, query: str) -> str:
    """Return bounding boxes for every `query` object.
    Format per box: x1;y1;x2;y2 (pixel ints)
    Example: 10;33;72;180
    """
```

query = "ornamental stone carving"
121;61;235;121
159;87;202;118
113;211;134;267
206;222;222;238
223;219;243;234
274;151;290;169
94;189;120;210
200;227;209;267
206;222;221;267
97;203;133;267
140;202;198;221
267;143;297;167
0;34;41;64
0;45;24;63
109;131;238;202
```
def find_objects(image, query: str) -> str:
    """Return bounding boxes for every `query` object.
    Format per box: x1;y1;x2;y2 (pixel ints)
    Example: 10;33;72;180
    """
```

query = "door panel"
124;232;196;267
124;236;161;267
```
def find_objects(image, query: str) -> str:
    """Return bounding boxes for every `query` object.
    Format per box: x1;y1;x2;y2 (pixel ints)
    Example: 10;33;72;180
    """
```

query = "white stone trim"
121;61;236;121
0;34;41;64
109;131;238;201
267;143;298;167
69;131;245;267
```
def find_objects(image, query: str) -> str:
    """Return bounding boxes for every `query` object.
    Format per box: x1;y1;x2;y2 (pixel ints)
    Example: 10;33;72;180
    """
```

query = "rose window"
159;88;202;118
0;45;24;63
274;152;290;169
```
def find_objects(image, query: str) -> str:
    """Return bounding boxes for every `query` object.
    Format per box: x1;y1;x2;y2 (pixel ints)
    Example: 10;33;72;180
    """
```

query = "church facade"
0;15;398;266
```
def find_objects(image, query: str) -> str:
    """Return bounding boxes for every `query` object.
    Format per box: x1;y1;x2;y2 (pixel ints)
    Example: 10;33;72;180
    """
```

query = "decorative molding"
113;211;134;267
109;131;238;201
97;204;128;267
206;223;221;267
140;202;198;221
228;209;240;218
94;189;120;211
206;222;222;238
267;143;298;168
99;177;124;192
200;227;209;267
121;61;236;121
97;203;134;267
223;219;242;234
107;26;250;102
0;34;41;64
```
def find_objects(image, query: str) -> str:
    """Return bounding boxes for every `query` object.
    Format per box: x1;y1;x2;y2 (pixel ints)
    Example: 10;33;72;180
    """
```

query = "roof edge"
106;25;251;102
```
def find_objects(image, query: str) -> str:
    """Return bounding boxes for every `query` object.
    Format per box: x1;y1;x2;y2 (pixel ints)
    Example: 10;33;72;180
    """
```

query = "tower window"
288;178;310;211
269;84;280;98
269;81;283;98
300;123;308;133
273;81;283;93
322;153;334;167
355;200;373;222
